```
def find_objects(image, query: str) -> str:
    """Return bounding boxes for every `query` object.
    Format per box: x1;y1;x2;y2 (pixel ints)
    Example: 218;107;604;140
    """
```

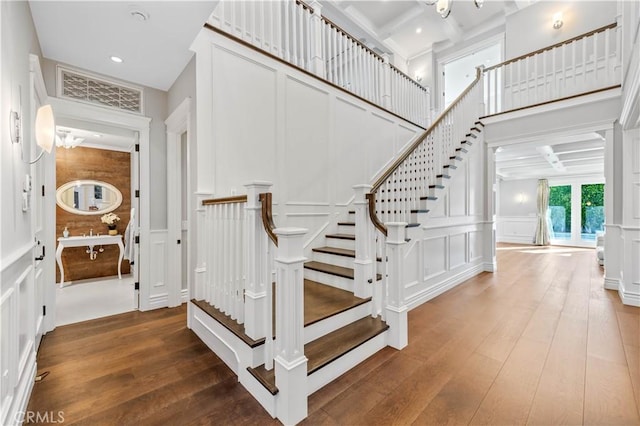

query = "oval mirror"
56;180;123;215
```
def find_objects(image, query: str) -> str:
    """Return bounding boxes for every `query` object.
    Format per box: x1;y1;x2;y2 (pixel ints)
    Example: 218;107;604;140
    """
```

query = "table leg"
117;240;124;279
56;244;65;287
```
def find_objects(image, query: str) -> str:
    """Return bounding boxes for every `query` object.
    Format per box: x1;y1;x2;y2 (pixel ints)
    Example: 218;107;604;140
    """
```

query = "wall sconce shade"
553;12;563;30
35;105;55;154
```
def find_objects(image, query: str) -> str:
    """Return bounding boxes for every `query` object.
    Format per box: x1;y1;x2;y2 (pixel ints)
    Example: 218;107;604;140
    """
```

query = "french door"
548;182;604;246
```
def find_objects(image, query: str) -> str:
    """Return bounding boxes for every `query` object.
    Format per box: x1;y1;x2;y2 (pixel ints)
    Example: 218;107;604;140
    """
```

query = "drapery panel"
534;179;551;245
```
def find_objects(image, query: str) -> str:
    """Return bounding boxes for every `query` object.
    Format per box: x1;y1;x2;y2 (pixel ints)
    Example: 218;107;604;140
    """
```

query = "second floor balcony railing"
483;22;621;116
207;0;432;128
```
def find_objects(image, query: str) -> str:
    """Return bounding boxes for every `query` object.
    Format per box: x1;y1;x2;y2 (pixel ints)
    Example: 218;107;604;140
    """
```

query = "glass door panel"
548;185;571;241
581;183;604;242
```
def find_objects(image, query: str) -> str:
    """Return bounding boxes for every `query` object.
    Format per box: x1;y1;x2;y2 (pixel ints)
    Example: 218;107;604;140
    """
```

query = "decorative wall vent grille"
59;68;143;113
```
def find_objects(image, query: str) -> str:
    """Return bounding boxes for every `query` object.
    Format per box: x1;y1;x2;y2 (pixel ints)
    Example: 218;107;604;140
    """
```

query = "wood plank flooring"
28;244;640;425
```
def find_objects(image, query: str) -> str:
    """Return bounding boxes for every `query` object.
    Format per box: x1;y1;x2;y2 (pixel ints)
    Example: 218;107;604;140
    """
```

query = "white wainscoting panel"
148;230;169;309
497;216;537;244
469;230;484;262
212;45;278;193
422;236;447;280
449;163;467;217
284;76;330;203
449;233;467;270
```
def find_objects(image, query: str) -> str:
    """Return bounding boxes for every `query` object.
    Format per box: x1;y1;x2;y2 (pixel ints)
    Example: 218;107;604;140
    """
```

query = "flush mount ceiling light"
110;56;123;63
423;0;483;19
416;27;422;34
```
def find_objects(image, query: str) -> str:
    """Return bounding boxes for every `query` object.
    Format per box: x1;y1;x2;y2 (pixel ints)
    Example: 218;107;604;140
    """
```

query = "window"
549;185;571;241
548;181;604;246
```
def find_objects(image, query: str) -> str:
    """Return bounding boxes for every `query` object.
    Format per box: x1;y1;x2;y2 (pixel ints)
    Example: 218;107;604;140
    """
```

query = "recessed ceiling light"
416;27;422;34
93;134;102;138
110;56;123;63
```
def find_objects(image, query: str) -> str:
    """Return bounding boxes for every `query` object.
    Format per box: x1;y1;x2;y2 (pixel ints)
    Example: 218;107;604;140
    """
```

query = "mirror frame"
56;179;123;216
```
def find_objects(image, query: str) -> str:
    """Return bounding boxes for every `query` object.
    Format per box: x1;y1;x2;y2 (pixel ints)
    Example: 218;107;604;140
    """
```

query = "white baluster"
308;1;324;77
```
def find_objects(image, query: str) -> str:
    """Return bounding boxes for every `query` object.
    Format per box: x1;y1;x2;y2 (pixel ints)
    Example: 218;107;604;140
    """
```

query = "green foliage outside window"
581;184;605;234
549;185;571;232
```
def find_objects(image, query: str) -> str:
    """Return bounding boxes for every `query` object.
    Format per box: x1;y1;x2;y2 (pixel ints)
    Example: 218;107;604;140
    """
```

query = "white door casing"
46;97;153;310
165;97;192;307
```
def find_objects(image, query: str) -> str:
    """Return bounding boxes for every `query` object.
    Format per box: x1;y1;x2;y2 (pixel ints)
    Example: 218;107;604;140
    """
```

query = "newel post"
308;0;325;78
382;54;392;109
274;227;308;425
243;181;273;340
353;185;374;299
385;222;408;350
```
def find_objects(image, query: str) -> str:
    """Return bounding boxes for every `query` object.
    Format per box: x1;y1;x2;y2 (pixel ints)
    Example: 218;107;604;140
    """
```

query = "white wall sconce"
553;12;563;30
9;101;55;164
517;193;527;204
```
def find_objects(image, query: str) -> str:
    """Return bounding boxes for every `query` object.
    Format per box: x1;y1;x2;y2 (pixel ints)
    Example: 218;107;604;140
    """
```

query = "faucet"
89;229;93;236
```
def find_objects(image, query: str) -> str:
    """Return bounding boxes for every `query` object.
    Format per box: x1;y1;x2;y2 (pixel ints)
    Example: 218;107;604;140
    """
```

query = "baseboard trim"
147;293;169;310
181;289;188;303
604;277;620;290
406;263;484;310
620;288;640;307
496;235;533;244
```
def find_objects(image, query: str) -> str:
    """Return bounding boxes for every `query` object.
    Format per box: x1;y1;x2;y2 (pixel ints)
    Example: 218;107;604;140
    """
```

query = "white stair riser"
337;224;356;234
325;237;355;250
307;330;388;395
304;302;371;343
312;252;355;269
304;269;353;292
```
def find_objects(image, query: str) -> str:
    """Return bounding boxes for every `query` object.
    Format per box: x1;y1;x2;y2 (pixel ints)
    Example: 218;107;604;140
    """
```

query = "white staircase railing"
483;22;621;116
207;0;431;127
367;68;484;229
202;195;248;322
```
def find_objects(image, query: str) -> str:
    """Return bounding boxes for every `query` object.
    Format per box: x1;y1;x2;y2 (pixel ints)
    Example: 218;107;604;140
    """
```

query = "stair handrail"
367;67;483;235
259;192;278;246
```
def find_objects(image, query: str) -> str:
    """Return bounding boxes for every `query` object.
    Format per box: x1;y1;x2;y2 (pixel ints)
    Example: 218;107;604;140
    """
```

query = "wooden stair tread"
337;222;355;226
304;279;371;327
249;316;389;394
247;365;278;395
305;261;354;279
326;233;356;240
306;316;389;374
191;299;265;348
313;246;355;258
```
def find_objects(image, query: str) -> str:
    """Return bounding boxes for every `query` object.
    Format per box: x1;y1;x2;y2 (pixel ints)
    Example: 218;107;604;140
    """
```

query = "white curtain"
533;179;551;245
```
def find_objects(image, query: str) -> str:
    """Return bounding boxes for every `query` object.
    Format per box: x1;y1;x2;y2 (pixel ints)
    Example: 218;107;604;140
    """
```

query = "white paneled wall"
193;30;423;254
148;230;169;309
400;129;494;308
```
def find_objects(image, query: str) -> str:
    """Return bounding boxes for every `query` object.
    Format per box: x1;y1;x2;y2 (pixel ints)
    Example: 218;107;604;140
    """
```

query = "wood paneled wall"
56;147;131;282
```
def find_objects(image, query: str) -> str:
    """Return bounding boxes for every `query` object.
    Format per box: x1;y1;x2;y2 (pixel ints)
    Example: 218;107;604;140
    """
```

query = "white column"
194;192;214;303
274;227;308;425
243;181;273;339
484;145;497;272
619;128;640;306
603;126;622;290
308;1;325;78
382;54;392;109
353;184;373;298
384;222;408;350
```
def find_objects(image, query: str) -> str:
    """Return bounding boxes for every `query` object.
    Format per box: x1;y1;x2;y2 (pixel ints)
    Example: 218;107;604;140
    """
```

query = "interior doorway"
53;120;139;326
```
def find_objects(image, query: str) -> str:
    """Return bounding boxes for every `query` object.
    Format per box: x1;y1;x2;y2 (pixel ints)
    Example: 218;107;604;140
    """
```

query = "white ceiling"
320;0;528;60
495;132;605;180
29;1;216;91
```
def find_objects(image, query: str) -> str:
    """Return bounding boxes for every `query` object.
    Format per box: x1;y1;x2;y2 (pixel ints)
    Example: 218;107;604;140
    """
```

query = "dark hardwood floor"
28;244;640;425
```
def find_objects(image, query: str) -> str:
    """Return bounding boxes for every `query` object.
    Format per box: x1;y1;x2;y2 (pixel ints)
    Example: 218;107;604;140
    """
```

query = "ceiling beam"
378;4;424;39
537;145;566;172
